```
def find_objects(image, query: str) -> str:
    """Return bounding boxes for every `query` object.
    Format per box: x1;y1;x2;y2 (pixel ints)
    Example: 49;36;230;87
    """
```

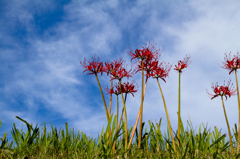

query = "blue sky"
1;0;240;144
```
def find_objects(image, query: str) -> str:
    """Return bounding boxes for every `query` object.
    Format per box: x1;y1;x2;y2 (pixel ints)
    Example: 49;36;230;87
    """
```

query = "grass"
0;115;240;159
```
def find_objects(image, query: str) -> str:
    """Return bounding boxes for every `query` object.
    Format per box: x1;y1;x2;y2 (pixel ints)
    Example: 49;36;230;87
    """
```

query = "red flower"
174;55;191;73
104;86;115;95
110;64;134;81
122;80;138;97
105;83;125;96
128;42;160;62
207;80;237;100
135;59;158;80
105;80;138;97
80;56;105;75
152;61;172;83
221;52;240;74
104;58;125;76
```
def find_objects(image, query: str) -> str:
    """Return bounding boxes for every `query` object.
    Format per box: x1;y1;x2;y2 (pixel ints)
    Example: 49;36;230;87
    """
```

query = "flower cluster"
80;56;134;82
152;61;172;83
221;52;240;74
103;58;134;81
134;59;158;80
131;42;168;82
105;83;124;96
128;42;160;62
174;55;191;73
104;58;125;76
80;56;105;75
105;80;138;97
122;80;138;97
109;66;134;81
207;80;237;100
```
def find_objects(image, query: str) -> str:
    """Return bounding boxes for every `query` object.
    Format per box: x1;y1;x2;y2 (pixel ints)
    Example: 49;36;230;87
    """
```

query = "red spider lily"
104;58;125;76
174;55;191;73
221;52;240;74
104;86;115;95
128;42;160;62
105;83;126;96
80;56;105;75
152;61;172;83
110;65;134;81
135;59;159;80
105;80;138;97
122;80;138;97
207;80;237;100
146;41;161;58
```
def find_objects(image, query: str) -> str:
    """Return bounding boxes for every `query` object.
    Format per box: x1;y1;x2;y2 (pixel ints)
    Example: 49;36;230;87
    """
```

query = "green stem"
96;74;112;146
116;95;119;136
109;75;113;119
128;79;148;149
113;95;119;154
119;81;128;149
178;72;181;144
125;93;127;103
117;94;127;131
138;60;144;149
157;78;176;152
118;107;124;131
95;74;109;121
235;70;240;153
221;96;234;154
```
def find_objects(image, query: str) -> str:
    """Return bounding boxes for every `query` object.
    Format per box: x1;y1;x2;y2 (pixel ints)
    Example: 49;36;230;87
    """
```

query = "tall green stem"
116;95;119;136
112;95;119;154
128;80;148;149
157;78;176;151
138;60;144;148
117;94;127;131
96;74;111;144
119;81;128;149
95;74;109;121
178;72;181;144
221;96;234;154
118;107;124;131
235;70;240;153
109;75;113;119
